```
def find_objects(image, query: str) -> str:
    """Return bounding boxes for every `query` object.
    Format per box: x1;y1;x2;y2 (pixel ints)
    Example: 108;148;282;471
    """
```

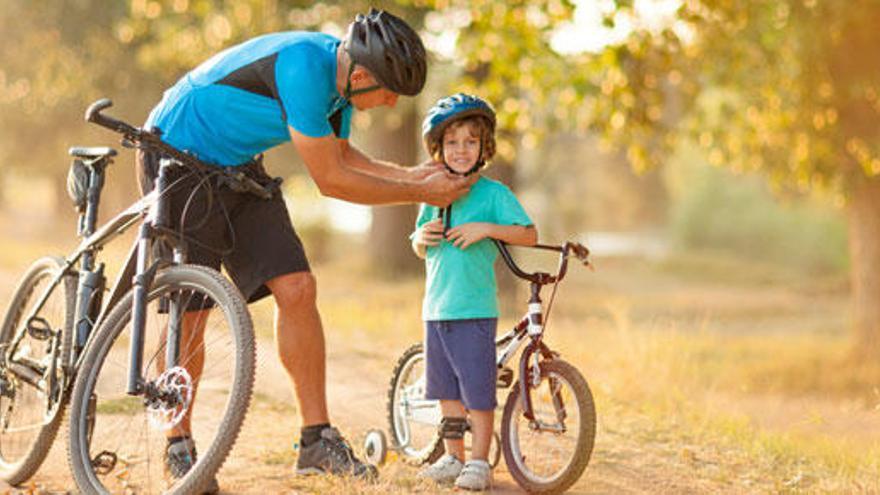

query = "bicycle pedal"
26;316;54;341
0;376;13;398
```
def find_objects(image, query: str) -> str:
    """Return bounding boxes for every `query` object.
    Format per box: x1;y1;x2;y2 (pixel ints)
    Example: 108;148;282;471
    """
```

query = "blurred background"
1;0;879;492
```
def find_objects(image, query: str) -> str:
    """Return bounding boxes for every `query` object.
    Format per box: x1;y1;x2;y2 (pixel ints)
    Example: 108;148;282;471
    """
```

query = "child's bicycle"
0;99;259;494
364;240;595;494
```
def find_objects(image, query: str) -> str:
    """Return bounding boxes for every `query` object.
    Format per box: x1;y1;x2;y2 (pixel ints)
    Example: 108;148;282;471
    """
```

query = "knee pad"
439;417;469;440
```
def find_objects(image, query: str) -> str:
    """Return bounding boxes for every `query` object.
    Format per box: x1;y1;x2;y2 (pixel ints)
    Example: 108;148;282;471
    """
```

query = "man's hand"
408;160;445;180
420;170;476;207
446;222;493;249
413;218;445;248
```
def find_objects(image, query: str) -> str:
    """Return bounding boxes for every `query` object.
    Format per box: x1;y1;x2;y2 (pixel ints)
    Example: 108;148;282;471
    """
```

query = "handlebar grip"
85;98;113;122
84;98;140;136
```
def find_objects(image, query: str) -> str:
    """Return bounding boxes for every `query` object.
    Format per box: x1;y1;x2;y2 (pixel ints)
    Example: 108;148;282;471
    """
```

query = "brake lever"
570;242;593;270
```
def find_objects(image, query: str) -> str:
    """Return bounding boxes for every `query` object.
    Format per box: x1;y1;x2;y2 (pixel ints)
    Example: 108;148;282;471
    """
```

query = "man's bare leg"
158;310;209;439
265;271;329;426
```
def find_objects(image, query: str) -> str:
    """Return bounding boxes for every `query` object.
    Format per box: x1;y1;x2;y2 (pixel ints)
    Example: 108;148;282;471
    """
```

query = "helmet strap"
329;61;382;118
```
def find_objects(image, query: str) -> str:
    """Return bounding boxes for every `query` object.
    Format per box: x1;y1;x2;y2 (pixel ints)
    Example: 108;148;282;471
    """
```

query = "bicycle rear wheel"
386;343;444;465
501;359;595;494
67;264;254;494
0;256;74;485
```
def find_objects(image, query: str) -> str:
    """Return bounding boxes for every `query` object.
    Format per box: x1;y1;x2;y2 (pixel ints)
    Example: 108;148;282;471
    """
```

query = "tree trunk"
848;175;880;361
361;99;421;278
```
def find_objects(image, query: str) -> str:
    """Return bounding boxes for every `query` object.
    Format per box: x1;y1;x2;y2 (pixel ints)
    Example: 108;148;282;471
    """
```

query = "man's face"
349;68;399;110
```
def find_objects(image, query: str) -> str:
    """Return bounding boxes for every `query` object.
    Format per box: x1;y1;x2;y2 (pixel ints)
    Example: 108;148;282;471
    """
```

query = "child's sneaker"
417;454;464;484
454;459;492;491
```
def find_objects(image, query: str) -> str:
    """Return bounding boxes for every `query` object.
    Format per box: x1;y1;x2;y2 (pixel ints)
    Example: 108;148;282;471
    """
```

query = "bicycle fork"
126;158;182;396
517;281;566;428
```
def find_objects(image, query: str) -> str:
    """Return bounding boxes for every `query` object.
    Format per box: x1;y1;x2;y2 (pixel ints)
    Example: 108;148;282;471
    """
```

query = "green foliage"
592;0;880;196
667;143;849;275
398;0;580;162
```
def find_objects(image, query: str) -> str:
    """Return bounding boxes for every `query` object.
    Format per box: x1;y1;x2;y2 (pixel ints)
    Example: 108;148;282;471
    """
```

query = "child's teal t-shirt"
413;176;533;321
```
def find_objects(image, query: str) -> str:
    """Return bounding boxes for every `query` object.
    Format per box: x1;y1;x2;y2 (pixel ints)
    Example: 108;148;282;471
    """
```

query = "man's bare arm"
289;126;468;206
339;140;443;181
339;140;410;180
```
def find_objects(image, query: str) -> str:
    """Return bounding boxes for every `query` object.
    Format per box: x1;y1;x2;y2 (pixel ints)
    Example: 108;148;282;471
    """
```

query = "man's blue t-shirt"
145;32;353;166
413;176;533;321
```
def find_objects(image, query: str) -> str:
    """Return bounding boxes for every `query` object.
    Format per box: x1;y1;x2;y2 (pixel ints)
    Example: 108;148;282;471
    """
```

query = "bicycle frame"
400;241;589;430
3;154;189;403
494;240;588;423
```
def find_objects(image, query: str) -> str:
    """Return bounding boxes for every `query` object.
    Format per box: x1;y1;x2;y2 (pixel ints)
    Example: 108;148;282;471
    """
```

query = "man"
137;9;471;489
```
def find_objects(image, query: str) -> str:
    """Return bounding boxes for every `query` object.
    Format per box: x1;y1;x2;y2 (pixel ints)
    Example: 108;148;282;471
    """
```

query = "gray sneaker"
164;437;220;494
455;459;492;491
417;454;464;484
295;427;378;480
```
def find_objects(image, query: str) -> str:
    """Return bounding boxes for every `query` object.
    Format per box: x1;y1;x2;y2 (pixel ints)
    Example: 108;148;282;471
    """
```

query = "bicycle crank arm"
6;362;46;391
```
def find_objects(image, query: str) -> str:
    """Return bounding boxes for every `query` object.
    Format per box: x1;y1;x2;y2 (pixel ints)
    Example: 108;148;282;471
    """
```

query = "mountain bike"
0;99;259;494
364;240;595;494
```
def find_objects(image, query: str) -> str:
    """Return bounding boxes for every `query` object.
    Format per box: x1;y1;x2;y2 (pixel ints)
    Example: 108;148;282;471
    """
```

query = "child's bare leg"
468;409;494;461
440;400;467;461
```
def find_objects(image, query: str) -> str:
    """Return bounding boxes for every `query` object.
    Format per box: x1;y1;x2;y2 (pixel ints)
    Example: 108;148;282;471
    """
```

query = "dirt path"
0;329;777;495
0;265;872;494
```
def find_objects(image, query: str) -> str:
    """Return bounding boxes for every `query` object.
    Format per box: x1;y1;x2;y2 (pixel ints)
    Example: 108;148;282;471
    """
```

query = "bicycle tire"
0;256;75;485
501;359;595;494
67;264;254;494
386;343;444;465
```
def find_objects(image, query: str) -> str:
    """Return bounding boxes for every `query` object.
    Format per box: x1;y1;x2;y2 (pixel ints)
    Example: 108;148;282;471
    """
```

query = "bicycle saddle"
68;147;117;159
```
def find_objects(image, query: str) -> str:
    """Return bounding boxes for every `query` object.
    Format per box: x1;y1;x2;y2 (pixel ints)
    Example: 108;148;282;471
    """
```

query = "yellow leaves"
145;1;162;19
610;111;626;130
699;131;713;148
205;14;232;48
116;23;135;44
131;0;147;16
845;138;880;177
667;69;683;86
233;4;253;25
818;82;833;100
172;0;189;13
794;133;809;165
825;108;838;125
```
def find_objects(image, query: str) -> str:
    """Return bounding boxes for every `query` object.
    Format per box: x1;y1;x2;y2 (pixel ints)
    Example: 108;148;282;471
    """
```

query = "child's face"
442;123;481;173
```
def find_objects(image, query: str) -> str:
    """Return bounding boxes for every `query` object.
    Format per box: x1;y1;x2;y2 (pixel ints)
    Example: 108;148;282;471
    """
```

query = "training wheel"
490;430;502;468
363;429;388;466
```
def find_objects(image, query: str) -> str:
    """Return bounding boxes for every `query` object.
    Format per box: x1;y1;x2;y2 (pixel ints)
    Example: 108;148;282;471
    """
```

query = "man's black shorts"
136;149;310;304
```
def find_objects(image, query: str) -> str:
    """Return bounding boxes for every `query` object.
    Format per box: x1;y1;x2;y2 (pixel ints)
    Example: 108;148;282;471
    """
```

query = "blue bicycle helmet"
422;94;496;173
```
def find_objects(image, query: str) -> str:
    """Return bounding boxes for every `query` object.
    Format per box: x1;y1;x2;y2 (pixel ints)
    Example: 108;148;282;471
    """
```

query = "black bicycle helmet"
345;9;427;96
422;93;497;159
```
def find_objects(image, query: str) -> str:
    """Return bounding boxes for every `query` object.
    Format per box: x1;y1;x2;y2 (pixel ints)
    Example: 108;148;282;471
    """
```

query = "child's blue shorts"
424;318;497;411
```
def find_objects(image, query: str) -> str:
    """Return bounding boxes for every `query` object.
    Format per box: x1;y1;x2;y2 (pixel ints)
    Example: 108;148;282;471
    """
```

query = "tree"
582;1;880;359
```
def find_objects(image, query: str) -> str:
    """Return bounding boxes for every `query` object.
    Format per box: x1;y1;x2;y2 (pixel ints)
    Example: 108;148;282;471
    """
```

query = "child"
411;94;537;491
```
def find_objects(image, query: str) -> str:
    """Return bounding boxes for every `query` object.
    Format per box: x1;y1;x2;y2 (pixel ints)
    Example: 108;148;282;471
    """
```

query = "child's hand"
446;223;492;249
414;218;445;247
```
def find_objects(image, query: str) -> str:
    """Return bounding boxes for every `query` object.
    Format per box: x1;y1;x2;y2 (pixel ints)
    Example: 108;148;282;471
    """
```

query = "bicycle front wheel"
0;256;74;485
501;359;596;494
67;264;254;494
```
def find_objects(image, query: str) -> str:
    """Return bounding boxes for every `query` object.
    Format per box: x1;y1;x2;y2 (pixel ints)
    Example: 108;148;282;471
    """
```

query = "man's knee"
266;271;318;310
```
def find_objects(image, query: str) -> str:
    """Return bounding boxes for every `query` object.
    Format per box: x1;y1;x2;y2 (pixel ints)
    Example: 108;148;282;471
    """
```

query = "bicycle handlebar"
85;99;141;137
84;98;273;200
493;240;591;286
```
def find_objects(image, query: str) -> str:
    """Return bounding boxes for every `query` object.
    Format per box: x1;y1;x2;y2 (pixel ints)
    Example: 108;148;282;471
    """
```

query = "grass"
0;209;876;491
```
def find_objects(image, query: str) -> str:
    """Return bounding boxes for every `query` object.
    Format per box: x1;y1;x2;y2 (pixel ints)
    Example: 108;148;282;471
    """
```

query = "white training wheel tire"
364;429;388;467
